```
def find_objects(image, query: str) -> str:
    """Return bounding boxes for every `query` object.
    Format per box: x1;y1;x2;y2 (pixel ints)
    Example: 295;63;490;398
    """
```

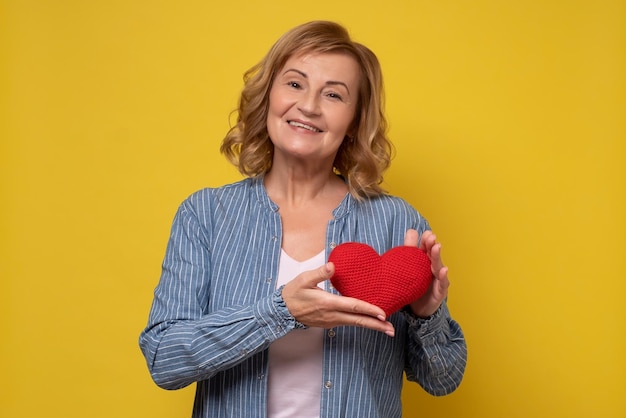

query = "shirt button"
324;380;332;389
327;329;336;338
265;277;272;284
271;236;278;242
430;355;439;362
329;242;337;249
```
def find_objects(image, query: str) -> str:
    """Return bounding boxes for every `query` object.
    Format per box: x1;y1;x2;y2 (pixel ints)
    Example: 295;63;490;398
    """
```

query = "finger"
355;315;396;336
430;242;445;273
438;266;450;284
404;229;419;247
333;295;388;322
418;230;432;250
336;310;396;336
419;231;437;252
433;266;450;299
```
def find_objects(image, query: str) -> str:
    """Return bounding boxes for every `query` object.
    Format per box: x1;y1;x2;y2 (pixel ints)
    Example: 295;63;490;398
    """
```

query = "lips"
288;120;323;133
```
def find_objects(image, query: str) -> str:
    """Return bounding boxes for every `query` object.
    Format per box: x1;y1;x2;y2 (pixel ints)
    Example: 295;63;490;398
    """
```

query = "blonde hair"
220;20;393;199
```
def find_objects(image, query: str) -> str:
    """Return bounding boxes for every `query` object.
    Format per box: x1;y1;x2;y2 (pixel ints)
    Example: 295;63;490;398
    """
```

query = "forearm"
403;302;467;396
139;288;296;390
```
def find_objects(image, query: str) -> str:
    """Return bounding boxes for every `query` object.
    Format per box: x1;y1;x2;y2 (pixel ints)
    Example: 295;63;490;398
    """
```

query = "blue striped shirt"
139;177;467;417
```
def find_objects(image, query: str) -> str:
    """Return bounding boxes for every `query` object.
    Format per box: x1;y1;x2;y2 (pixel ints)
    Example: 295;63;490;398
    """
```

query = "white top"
267;249;326;418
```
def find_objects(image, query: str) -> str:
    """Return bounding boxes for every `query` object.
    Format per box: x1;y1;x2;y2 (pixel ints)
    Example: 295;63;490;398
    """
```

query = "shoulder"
168;178;256;236
355;193;431;233
361;193;422;217
184;178;254;206
171;178;256;223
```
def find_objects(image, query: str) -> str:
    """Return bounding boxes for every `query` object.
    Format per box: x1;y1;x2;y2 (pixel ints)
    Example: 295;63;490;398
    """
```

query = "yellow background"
2;1;624;417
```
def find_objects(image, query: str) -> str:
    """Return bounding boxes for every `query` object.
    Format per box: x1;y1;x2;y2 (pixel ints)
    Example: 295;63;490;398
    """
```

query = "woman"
139;20;467;418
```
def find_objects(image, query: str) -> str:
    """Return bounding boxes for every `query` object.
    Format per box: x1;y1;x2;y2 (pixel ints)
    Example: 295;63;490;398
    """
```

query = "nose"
297;90;321;116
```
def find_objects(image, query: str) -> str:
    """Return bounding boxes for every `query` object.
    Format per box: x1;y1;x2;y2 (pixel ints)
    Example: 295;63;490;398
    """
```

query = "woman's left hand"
404;229;450;318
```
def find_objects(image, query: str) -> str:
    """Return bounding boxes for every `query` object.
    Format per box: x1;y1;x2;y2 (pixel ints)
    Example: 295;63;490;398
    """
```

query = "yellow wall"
2;1;624;417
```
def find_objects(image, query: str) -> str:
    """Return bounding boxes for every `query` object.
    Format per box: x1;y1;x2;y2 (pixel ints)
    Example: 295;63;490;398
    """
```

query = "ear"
345;123;357;143
347;114;360;141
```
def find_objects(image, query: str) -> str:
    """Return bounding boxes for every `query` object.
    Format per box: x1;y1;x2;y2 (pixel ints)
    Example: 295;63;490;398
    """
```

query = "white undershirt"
267;249;326;418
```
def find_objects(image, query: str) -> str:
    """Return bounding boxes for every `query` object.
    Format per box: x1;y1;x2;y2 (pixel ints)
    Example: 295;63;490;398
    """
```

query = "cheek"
268;86;293;115
336;108;357;135
267;90;279;117
266;91;282;133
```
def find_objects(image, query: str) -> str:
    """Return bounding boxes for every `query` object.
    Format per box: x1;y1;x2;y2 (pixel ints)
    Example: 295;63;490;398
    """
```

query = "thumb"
320;262;335;282
404;229;419;247
304;262;334;286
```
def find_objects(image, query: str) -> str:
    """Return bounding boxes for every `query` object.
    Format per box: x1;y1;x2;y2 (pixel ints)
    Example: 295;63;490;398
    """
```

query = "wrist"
409;301;438;319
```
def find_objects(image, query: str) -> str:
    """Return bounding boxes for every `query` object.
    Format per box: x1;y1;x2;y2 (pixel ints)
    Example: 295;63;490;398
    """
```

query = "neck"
264;164;345;207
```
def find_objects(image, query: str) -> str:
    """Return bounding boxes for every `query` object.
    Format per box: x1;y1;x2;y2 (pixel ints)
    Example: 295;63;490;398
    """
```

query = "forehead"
279;52;361;84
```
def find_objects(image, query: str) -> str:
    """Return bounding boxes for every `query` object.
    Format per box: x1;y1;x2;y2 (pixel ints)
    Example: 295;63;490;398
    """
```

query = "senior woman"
140;20;467;418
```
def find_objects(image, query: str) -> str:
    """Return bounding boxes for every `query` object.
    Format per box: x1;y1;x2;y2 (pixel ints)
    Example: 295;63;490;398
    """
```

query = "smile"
288;120;323;133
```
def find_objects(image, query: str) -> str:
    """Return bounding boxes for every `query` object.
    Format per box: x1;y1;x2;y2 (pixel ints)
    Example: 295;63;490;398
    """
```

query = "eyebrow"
282;68;351;95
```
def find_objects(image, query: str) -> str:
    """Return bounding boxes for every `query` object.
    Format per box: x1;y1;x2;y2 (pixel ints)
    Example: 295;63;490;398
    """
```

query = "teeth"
289;121;321;132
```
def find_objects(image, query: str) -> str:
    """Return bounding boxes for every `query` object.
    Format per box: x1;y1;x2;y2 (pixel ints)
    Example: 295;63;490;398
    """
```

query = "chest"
279;205;333;261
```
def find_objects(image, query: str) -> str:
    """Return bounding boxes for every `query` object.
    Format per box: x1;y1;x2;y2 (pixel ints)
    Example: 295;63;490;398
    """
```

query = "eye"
326;92;344;101
287;81;302;89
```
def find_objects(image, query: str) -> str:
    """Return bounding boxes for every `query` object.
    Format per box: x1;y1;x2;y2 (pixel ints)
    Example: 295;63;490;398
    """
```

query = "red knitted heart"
328;242;432;317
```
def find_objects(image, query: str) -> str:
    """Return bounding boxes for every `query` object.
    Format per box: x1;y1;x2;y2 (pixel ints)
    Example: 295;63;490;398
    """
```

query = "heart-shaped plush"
328;242;432;317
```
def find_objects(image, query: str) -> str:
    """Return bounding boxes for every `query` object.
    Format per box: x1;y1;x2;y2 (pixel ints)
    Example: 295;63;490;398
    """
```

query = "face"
266;51;360;166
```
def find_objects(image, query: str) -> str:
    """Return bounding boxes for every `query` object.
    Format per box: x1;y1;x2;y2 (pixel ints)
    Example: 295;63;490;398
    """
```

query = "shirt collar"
251;175;355;218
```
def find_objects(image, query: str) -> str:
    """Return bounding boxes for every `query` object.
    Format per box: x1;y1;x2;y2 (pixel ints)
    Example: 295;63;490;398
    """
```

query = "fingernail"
385;330;395;337
377;315;386;321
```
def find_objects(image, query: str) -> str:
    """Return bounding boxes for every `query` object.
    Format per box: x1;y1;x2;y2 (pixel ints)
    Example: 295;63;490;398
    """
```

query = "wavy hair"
220;20;393;199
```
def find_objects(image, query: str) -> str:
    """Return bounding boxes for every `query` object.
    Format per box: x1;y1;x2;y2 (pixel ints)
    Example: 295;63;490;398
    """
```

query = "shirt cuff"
274;285;308;329
401;304;448;342
252;286;307;342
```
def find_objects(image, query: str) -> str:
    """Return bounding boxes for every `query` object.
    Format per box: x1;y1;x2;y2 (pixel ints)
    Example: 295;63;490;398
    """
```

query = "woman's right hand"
281;263;396;337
